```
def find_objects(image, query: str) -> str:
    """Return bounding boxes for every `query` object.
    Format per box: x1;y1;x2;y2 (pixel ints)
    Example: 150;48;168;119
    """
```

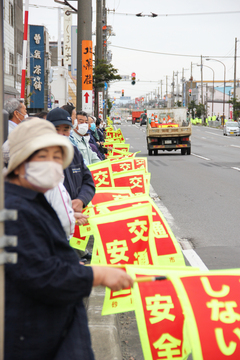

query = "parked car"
140;113;147;126
112;116;121;125
223;122;240;136
127;116;132;122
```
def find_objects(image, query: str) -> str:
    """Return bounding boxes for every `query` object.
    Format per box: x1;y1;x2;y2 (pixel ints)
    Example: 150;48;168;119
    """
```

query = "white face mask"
100;124;103;129
22;161;63;190
84;135;90;143
73;119;78;129
77;123;88;136
24;114;28;119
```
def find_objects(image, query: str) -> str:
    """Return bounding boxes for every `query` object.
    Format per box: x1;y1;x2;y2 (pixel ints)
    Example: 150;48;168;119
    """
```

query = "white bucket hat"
5;118;74;176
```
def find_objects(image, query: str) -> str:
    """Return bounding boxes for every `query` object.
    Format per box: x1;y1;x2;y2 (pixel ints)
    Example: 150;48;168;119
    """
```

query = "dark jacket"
88;130;105;160
64;146;95;206
4;182;94;360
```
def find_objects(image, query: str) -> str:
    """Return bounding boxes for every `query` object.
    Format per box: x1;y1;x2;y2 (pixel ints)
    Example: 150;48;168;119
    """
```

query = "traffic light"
131;72;136;85
189;89;192;97
122;89;124;97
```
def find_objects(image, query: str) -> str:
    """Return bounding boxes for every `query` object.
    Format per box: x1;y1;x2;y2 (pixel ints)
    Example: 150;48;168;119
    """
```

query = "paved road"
120;121;240;270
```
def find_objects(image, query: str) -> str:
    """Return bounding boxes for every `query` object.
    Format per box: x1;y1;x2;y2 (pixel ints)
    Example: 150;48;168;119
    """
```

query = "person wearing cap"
69;110;102;165
4;119;134;360
47;108;95;213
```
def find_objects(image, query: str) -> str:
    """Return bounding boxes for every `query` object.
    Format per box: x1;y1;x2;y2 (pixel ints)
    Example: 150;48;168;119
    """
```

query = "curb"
88;286;122;360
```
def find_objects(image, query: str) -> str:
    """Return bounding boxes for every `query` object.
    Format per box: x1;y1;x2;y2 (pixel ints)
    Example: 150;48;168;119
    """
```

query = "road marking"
205;131;223;137
149;185;209;271
232;167;240;171
192;153;210;161
231;145;240;149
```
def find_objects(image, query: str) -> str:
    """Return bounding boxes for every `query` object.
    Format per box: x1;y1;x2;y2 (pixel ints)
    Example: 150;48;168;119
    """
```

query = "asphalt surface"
121;121;240;270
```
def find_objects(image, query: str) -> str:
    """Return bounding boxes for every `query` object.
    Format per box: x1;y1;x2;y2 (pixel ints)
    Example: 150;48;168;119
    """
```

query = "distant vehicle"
223;122;240;136
127;116;132;122
112;116;121;125
140;113;147;126
132;111;144;124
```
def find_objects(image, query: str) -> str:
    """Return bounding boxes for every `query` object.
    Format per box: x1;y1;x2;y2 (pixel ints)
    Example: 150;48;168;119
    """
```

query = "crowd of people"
2;98;133;360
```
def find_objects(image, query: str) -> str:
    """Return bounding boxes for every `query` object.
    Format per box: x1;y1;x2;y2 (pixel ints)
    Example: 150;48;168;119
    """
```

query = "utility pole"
76;0;92;111
201;55;204;123
234;37;237;119
182;68;184;107
103;0;107;119
166;76;168;107
95;0;103;117
176;71;178;104
161;80;162;101
172;71;174;107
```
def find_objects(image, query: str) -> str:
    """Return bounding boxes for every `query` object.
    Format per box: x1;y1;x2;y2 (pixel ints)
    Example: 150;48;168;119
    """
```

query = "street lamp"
206;58;226;125
197;64;215;116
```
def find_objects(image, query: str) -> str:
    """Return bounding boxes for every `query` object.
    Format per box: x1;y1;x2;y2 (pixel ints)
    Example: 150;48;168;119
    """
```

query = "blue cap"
46;108;73;128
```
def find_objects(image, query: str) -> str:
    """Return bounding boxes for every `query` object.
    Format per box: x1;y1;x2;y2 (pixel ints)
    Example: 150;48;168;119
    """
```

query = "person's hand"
72;199;84;212
74;212;89;226
96;141;100;146
92;266;134;291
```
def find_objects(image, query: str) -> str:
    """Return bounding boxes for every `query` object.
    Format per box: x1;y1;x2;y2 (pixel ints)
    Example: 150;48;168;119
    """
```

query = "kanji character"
84;47;92;54
134;250;149;265
33;65;41;75
106;239;129;264
127;219;148;243
84;74;92;85
215;327;240;356
112;288;131;297
146;294;175;324
135;159;145;168
153;333;181;359
83;59;93;70
207;300;240;323
119;163;131;171
33;49;41;59
33;77;42;91
34;33;41;44
153;221;168;238
129;176;143;189
200;276;230;297
93;170;110;187
112;301;118;308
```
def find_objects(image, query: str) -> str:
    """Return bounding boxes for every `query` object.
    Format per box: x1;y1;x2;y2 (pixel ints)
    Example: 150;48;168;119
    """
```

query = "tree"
228;98;240;120
93;59;121;116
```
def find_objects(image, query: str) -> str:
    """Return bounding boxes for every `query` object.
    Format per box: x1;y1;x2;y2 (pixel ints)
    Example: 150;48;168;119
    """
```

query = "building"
3;0;23;100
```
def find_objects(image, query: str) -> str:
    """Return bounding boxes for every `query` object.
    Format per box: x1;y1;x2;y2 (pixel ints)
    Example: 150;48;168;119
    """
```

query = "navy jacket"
64;146;95;206
4;182;95;360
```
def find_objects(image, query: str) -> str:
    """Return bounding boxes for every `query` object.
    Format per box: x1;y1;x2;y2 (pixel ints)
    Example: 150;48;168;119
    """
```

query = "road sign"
98;91;103;119
103;99;105;108
104;82;108;90
82;90;93;113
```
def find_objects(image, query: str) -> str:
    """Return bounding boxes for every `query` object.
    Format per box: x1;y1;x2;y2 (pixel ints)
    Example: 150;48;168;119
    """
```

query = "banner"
126;266;192;360
113;169;147;195
88;160;114;188
169;270;240;360
91;195;184;266
89;203;155;265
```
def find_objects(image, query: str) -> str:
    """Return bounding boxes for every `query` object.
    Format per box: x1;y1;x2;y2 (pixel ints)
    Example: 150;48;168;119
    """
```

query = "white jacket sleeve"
45;183;75;239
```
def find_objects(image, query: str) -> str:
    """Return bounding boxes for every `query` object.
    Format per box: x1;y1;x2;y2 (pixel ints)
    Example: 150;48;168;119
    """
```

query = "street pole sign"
98;91;103;119
82;39;93;113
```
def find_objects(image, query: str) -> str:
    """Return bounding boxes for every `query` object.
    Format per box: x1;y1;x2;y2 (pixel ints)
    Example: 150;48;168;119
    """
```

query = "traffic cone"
150;114;155;127
155;115;158;126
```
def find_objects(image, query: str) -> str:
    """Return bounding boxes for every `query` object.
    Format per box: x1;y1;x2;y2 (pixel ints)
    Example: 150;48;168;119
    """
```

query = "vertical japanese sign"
170;271;240;360
98;91;103;119
64;8;72;66
71;26;77;77
82;40;93;113
29;25;44;109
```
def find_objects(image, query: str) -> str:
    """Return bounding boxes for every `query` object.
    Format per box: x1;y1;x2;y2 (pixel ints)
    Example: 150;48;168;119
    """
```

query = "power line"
110;45;240;59
108;10;240;17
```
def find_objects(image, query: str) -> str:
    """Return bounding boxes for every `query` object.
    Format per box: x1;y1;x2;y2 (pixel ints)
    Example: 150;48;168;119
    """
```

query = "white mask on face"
24;114;28;119
77;123;88;136
73;119;78;129
84;135;90;143
100;124;103;129
22;161;63;190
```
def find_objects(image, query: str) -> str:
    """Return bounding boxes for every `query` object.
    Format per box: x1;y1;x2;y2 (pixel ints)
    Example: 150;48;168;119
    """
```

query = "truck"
146;108;192;156
132;110;145;124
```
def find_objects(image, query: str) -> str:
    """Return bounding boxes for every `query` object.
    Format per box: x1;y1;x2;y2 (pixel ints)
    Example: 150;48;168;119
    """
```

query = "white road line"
192;153;210;161
149;185;209;270
205;131;223;137
231;145;240;149
232;167;240;171
182;249;208;270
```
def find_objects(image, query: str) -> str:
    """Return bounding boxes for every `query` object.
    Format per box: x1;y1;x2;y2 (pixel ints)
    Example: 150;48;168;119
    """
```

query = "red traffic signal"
131;72;136;85
122;89;124;97
189;89;192;97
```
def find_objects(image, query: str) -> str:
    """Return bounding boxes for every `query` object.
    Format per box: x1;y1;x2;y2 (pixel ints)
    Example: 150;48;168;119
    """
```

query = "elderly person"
4;119;133;360
4;98;27;133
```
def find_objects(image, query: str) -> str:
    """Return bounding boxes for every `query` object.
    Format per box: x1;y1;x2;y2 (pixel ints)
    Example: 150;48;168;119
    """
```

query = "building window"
9;52;14;75
9;1;14;27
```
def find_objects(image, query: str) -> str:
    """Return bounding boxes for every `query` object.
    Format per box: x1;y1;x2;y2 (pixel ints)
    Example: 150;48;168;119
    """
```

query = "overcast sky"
27;0;240;99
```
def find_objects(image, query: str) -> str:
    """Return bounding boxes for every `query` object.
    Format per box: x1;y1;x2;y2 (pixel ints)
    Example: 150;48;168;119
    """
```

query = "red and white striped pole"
20;0;29;100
